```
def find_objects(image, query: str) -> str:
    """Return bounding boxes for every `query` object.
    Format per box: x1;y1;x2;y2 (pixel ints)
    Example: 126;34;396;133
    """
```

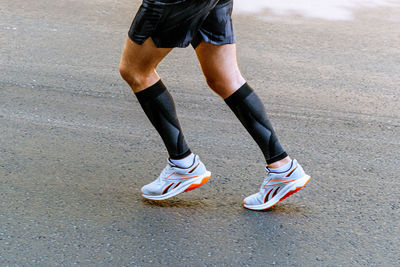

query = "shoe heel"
280;176;311;202
184;174;211;192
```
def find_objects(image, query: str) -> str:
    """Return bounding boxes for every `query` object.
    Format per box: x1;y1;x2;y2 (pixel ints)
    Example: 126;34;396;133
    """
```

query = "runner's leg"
195;41;290;167
120;37;192;160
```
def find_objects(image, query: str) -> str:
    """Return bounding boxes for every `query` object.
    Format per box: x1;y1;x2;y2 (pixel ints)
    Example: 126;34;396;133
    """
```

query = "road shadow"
243;203;311;214
141;197;210;208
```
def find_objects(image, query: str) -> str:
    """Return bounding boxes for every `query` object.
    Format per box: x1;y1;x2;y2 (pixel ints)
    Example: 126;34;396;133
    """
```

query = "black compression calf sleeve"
135;80;191;159
224;83;288;164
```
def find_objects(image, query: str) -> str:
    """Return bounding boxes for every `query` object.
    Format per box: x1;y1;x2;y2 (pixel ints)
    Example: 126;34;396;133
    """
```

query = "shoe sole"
243;175;311;211
142;171;211;201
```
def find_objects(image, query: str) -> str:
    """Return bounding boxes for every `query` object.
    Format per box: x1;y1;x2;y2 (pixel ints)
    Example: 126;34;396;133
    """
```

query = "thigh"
121;36;171;71
195;41;245;98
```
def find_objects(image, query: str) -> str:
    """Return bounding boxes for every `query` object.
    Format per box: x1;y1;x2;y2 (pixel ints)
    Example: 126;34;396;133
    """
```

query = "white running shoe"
243;159;310;211
141;155;211;200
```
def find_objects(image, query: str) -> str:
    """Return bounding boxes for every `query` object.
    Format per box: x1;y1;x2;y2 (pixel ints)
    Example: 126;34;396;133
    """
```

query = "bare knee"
119;62;137;86
119;37;171;92
205;77;222;92
119;62;157;92
204;74;246;99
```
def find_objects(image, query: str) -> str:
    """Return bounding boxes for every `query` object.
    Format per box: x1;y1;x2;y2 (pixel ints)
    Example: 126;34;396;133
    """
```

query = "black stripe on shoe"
264;188;273;203
285;167;297;177
162;183;174;195
272;187;280;198
172;182;181;189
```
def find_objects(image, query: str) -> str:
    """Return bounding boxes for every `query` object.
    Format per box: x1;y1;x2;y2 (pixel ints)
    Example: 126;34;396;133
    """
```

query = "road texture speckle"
1;0;399;265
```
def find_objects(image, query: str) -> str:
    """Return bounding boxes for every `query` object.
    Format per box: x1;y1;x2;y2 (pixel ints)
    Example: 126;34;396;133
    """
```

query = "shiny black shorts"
128;0;235;48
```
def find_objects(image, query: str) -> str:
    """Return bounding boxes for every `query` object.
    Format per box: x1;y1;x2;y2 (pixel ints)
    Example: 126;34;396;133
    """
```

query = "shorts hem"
128;34;146;46
197;38;236;47
128;33;236;49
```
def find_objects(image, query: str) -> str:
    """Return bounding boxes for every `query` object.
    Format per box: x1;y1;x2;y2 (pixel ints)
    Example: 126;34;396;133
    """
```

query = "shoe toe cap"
141;185;152;195
244;193;262;206
141;182;161;196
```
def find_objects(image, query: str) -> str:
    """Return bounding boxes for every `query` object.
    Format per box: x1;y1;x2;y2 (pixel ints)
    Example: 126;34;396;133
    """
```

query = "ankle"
170;153;195;169
267;156;292;169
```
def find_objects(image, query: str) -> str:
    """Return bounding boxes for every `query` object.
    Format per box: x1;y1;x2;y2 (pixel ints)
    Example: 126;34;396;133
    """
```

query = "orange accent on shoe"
279;181;309;202
270;177;311;208
184;175;211;192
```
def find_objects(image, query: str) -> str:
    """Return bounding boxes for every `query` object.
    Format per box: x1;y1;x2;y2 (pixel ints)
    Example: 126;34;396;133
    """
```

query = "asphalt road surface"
1;0;399;265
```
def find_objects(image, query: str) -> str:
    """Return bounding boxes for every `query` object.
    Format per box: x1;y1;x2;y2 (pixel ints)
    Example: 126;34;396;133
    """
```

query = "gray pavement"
1;0;400;265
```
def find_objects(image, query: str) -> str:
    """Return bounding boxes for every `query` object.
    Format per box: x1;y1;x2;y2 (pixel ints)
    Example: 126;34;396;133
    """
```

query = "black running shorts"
128;0;235;48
